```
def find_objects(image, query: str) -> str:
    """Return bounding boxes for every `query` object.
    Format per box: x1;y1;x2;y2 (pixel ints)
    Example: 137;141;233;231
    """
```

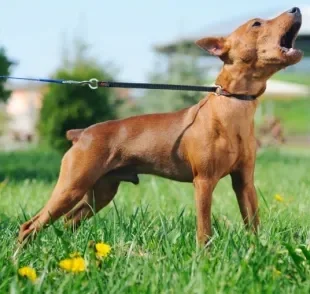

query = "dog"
18;7;303;245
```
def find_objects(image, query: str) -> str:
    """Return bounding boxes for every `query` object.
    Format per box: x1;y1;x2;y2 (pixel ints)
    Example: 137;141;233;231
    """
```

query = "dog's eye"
252;21;261;27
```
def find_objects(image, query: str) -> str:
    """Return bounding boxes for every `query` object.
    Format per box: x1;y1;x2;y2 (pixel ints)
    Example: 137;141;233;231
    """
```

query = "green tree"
38;40;119;153
0;47;15;102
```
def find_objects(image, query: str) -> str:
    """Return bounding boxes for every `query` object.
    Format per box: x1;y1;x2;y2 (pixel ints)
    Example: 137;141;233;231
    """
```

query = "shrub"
38;47;118;153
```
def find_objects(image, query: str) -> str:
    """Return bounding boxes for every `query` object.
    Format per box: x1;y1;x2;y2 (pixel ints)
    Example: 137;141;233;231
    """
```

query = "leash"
0;75;257;100
0;76;217;92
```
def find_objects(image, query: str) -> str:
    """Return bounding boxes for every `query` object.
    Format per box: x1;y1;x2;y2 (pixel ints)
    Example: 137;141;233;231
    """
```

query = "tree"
0;47;15;102
38;40;120;153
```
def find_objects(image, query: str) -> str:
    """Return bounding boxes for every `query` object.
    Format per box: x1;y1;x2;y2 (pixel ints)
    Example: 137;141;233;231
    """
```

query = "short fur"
19;8;303;245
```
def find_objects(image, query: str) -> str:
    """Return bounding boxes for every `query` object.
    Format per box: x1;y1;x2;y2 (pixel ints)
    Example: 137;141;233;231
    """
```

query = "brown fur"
18;8;303;246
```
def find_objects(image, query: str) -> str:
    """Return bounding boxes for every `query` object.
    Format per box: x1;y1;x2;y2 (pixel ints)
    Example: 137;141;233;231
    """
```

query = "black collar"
215;86;257;101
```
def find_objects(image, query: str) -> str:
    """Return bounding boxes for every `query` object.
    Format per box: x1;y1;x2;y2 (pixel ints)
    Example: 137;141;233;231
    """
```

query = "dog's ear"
195;37;229;56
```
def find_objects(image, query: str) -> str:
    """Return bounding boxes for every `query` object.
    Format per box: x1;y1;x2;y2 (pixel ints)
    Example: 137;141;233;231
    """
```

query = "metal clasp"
88;78;98;90
215;85;222;96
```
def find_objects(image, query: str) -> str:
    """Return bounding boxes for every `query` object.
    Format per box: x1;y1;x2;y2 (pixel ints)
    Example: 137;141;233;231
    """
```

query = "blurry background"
0;3;309;291
0;0;309;152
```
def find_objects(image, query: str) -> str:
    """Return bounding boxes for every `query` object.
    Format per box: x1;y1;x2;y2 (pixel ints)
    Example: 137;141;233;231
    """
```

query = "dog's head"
196;7;303;78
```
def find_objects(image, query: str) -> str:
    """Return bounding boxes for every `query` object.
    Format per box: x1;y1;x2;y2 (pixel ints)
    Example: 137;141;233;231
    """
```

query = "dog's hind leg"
18;144;103;243
64;176;120;228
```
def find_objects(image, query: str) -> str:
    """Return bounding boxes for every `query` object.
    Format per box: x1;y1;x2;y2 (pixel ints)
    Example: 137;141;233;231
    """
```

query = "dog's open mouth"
279;21;302;56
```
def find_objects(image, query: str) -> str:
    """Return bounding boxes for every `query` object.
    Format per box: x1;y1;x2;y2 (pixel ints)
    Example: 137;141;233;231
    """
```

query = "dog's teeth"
281;47;288;52
286;48;297;56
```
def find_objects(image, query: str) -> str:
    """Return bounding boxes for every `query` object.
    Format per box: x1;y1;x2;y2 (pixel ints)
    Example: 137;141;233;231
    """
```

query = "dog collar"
215;86;257;101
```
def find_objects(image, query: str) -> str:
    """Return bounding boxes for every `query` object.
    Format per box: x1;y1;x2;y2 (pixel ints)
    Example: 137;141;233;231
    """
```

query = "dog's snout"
287;7;300;15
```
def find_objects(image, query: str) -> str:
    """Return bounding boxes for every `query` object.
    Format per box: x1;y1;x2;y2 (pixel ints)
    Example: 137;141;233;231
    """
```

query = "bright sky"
0;0;307;82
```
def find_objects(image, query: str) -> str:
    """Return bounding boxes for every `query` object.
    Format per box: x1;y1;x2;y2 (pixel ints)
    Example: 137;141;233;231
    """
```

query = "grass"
261;72;310;136
0;148;310;293
272;72;310;86
259;98;310;135
272;98;310;136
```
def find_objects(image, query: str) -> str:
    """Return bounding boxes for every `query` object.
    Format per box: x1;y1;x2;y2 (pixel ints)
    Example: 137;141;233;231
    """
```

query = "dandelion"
18;266;37;282
274;194;284;202
59;256;86;273
272;267;281;277
95;242;111;258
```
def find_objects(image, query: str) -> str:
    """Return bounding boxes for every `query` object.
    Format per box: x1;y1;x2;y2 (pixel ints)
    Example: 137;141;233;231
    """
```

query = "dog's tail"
66;129;84;144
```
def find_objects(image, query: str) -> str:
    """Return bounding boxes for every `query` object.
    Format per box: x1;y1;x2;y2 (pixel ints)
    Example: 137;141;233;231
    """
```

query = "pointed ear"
195;37;229;56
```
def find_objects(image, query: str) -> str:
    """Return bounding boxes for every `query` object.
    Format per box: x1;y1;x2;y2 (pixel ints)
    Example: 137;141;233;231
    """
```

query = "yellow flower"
18;266;37;282
59;257;86;272
272;267;281;277
274;194;284;202
95;242;111;258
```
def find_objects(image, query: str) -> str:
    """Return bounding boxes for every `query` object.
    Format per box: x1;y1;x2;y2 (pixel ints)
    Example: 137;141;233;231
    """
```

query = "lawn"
272;72;310;86
259;98;310;135
0;148;310;293
260;72;310;136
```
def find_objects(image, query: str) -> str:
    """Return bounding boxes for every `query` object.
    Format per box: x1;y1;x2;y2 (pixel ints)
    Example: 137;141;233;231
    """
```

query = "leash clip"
88;78;98;90
215;85;223;96
215;85;231;96
78;79;98;89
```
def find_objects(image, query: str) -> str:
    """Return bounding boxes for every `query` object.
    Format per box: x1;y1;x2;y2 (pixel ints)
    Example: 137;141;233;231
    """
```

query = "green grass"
259;98;310;135
272;73;310;86
272;99;310;135
262;72;310;136
0;148;310;293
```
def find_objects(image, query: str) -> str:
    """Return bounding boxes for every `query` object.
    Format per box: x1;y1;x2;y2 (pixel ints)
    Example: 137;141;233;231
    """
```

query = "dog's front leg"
230;168;259;232
194;177;217;246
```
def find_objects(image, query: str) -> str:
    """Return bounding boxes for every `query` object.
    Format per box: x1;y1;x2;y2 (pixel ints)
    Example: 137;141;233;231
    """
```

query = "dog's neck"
215;63;267;98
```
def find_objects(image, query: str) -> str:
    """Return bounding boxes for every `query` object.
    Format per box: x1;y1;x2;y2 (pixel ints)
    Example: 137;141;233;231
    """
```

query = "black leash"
0;76;257;100
97;80;218;92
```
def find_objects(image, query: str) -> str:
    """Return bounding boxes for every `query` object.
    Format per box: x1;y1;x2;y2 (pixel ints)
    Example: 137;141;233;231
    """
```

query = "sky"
0;0;308;83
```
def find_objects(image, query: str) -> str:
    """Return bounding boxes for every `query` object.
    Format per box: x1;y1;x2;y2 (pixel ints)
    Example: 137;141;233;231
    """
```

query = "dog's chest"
188;125;254;178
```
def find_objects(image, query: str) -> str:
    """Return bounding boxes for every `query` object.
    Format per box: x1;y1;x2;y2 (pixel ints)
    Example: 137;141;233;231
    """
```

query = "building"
3;83;133;143
5;83;44;142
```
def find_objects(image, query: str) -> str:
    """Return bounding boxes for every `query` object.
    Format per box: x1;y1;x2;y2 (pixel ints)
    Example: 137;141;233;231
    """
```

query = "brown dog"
18;7;303;245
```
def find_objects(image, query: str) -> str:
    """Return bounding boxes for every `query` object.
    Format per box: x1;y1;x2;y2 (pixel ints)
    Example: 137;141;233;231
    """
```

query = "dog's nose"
287;7;301;15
